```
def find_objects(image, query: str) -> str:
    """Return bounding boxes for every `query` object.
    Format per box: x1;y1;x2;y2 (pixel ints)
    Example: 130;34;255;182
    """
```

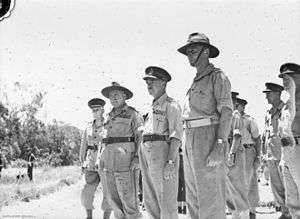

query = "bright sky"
0;0;300;130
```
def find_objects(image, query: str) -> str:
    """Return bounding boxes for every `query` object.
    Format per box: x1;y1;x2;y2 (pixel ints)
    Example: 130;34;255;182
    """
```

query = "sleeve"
131;111;144;135
79;129;87;164
279;106;294;139
166;101;183;141
250;118;260;139
232;112;241;137
213;72;233;113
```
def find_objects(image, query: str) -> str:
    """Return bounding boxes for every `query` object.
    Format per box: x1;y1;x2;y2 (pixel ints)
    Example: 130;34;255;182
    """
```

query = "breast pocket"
113;118;131;135
154;114;167;132
190;86;213;111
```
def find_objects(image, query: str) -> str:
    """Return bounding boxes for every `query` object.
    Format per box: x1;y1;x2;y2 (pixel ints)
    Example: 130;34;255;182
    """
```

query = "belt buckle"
127;137;132;142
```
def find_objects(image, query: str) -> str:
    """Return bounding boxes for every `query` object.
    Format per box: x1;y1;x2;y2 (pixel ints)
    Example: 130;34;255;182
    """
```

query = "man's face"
282;74;295;91
186;44;205;67
265;91;280;105
145;78;165;97
236;103;245;114
109;90;126;108
91;106;104;120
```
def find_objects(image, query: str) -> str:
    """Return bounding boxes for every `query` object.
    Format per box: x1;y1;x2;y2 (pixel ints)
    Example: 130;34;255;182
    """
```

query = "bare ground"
1;177;281;219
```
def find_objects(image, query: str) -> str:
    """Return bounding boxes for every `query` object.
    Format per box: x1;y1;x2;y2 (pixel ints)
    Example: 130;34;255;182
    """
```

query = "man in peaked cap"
278;63;300;218
140;66;183;219
80;98;112;219
261;83;291;219
236;97;261;219
100;82;143;219
178;32;233;219
226;92;250;219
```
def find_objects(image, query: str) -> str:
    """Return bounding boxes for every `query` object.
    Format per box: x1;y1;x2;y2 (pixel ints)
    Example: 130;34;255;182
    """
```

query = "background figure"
226;92;250;219
79;98;112;219
179;32;233;219
278;63;300;219
27;153;35;181
236;97;261;219
262;82;291;218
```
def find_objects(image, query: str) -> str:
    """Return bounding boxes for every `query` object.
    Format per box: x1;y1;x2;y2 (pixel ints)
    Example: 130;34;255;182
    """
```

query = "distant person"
236;97;261;219
27;153;36;181
79;98;112;219
0;152;3;179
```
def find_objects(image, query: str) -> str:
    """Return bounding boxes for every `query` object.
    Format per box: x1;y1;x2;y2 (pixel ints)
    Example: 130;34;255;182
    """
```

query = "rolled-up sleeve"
250;119;260;139
232;112;242;137
167;102;183;141
213;72;233;113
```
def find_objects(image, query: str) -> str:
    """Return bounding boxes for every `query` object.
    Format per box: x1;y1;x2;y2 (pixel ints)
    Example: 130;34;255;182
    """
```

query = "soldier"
27;153;36;181
101;82;143;219
140;66;183;219
178;32;233;219
226;92;250;219
278;63;300;219
262;82;291;219
236;97;261;219
80;98;112;219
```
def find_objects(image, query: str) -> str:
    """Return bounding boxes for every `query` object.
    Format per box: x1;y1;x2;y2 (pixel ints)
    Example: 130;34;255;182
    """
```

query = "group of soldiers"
79;32;300;219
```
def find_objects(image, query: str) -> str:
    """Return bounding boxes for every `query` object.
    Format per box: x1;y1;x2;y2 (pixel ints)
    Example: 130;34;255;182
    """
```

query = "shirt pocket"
113;118;132;135
154;113;167;132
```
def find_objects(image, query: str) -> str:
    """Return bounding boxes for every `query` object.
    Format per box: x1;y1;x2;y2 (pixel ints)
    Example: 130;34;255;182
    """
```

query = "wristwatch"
166;160;175;165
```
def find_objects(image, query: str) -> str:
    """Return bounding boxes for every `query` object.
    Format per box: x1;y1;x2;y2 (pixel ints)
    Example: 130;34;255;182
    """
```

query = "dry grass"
0;166;81;207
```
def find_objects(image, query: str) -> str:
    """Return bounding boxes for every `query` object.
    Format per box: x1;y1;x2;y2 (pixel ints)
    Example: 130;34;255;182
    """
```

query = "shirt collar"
193;63;214;82
109;103;128;116
153;93;168;107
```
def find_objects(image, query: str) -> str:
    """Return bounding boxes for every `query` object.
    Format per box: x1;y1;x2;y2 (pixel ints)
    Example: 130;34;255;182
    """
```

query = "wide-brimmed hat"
278;62;300;78
88;98;105;108
101;82;133;100
262;82;283;93
236;97;248;106
143;66;171;82
177;33;220;58
231;92;239;99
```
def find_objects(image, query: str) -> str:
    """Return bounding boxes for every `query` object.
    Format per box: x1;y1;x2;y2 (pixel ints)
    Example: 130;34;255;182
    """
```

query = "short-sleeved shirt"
182;64;233;121
263;101;285;160
143;93;183;141
104;104;143;152
80;120;105;171
241;114;260;145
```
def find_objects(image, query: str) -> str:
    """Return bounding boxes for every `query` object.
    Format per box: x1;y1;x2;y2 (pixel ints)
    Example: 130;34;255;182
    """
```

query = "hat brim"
143;75;159;81
177;42;219;58
101;86;133;100
278;72;298;78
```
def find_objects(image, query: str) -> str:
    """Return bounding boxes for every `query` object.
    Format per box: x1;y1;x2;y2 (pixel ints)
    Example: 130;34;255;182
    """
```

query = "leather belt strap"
87;145;98;151
102;137;135;144
183;117;219;129
143;134;169;142
243;143;254;148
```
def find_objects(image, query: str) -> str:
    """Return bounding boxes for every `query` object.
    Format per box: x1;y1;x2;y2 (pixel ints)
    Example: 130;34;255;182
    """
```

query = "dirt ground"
1;177;281;219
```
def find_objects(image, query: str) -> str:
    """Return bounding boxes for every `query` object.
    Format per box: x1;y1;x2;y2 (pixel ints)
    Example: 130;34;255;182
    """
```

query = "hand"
227;153;235;167
163;163;176;180
206;141;224;167
130;156;140;171
253;157;260;170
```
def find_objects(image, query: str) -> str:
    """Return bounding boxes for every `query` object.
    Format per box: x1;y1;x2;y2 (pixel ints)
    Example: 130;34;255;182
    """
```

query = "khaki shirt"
143;93;183;141
183;64;233;121
240;114;260;145
80;120;105;171
104;104;143;152
263;101;284;160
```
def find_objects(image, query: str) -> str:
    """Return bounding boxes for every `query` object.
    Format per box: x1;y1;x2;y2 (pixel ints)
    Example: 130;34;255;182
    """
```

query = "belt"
102;137;135;144
143;134;169;142
183;117;219;129
243;143;254;148
87;145;98;151
295;136;300;145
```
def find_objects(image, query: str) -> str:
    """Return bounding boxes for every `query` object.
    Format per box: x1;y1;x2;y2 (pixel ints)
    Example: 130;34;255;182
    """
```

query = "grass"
0;165;82;207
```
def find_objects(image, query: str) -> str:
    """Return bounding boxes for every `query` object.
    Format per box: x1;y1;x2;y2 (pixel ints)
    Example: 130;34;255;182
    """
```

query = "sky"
0;0;300;130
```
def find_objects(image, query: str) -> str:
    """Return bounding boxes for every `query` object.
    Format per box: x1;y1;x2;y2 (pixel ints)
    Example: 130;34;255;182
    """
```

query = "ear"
203;47;210;56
